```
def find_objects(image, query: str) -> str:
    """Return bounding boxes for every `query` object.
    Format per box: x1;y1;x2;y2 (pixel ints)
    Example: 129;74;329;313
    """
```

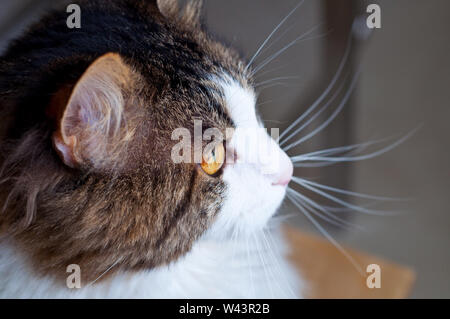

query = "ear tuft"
157;0;180;18
53;133;78;168
52;53;137;170
157;0;203;28
180;0;203;28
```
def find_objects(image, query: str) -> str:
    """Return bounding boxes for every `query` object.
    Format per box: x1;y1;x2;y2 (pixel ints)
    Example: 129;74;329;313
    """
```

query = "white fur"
0;225;301;298
0;75;303;298
211;76;292;235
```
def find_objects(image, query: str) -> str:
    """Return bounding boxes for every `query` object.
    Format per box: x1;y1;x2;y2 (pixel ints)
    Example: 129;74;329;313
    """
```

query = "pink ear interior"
52;53;131;168
52;133;78;168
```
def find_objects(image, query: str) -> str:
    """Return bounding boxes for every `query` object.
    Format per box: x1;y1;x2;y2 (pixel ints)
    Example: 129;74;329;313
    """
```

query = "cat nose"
272;151;293;186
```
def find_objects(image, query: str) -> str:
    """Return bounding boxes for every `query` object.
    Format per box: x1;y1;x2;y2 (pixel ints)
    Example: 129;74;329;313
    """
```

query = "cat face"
208;77;293;238
0;0;292;283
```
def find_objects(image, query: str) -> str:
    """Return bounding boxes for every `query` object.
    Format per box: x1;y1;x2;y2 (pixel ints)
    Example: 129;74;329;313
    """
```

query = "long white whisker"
257;82;293;91
259;231;292;297
262;230;297;298
283;68;361;152
245;235;256;297
293;177;403;201
291;178;394;216
292;126;421;163
255;76;300;87
287;191;365;276
292;138;385;167
278;35;353;143
245;0;305;71
257;99;274;107
259;233;278;286
290;136;395;161
292;144;372;167
258;24;297;58
255;63;291;78
252;24;324;76
287;187;364;230
252;232;275;298
296;197;355;230
279;72;350;147
87;258;122;287
321;203;379;213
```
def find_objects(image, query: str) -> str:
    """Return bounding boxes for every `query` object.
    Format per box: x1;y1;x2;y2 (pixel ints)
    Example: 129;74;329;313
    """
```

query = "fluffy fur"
0;0;302;298
0;223;301;298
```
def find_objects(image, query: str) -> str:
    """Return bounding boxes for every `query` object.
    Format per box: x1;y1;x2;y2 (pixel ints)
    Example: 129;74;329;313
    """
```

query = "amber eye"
201;142;225;176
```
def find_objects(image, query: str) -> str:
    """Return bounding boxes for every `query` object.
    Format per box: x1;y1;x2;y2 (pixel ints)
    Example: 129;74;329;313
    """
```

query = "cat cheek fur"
0;2;229;282
208;77;289;238
0;0;302;297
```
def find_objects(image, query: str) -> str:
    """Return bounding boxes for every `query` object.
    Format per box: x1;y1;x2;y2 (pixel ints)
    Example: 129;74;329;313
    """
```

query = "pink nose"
272;152;293;186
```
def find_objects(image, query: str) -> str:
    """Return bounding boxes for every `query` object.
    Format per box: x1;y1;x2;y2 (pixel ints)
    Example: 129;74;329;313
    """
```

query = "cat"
0;0;303;298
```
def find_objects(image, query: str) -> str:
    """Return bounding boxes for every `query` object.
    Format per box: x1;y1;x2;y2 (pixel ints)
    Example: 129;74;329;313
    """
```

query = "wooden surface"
284;226;416;299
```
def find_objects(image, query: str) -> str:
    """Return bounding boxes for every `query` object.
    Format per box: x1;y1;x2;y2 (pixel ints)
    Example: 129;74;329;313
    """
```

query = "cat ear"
180;0;203;28
157;0;203;28
157;0;180;18
52;53;134;169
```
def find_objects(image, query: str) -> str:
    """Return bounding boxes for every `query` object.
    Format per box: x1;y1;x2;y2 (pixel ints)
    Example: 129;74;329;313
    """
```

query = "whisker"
283;68;361;152
251;24;325;76
245;235;256;297
292;126;422;164
293;162;351;168
291;137;400;168
287;191;365;276
259;231;291;296
257;82;293;91
255;63;291;79
290;136;396;161
291;178;395;216
255;76;300;88
263;119;284;124
262;230;297;298
252;232;275;298
287;187;364;230
321;203;380;213
296;199;355;230
258;24;297;58
245;0;306;71
279;72;350;147
257;99;274;107
293;177;404;201
87;258;122;287
278;35;352;143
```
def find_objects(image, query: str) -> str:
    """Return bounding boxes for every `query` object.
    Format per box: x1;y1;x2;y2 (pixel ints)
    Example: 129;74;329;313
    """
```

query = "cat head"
0;0;292;282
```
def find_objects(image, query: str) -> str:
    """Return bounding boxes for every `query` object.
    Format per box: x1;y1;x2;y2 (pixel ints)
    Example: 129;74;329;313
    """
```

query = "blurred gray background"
1;0;449;298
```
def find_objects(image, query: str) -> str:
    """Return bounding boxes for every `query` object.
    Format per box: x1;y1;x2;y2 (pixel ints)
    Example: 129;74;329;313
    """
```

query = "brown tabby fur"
0;0;254;284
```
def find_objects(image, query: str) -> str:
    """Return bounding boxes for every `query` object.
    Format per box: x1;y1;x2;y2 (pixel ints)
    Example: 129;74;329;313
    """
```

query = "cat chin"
204;164;287;240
